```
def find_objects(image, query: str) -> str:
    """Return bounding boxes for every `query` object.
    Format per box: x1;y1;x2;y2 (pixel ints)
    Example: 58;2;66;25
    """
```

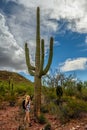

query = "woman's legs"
27;111;30;123
25;111;30;123
24;110;32;127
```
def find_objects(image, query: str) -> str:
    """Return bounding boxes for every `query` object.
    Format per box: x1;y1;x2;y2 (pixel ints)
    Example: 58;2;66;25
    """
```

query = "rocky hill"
0;70;31;83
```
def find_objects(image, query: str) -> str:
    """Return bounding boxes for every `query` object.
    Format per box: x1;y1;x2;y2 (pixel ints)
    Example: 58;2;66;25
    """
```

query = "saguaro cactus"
25;7;54;117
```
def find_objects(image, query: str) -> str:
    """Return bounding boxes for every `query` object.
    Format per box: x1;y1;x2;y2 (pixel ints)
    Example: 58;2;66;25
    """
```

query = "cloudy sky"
0;0;87;82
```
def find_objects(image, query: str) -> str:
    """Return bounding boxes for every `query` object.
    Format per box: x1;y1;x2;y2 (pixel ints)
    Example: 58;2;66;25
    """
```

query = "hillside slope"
0;70;31;83
0;70;34;94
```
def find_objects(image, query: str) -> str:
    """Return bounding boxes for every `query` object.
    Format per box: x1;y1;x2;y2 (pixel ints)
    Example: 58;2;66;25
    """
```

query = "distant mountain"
0;70;33;84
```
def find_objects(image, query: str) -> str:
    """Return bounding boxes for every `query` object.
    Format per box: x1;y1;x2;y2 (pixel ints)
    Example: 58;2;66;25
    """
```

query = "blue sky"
0;0;87;82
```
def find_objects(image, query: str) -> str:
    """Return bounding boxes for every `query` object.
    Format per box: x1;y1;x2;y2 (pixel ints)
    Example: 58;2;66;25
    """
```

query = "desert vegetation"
42;71;87;123
0;70;87;129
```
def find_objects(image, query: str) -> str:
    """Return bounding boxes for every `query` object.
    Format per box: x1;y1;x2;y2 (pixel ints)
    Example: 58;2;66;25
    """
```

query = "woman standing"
24;95;32;127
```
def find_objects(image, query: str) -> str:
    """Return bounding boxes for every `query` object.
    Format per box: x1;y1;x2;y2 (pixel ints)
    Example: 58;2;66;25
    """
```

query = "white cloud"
0;1;57;72
0;0;87;73
13;0;87;33
4;0;87;48
60;58;87;72
0;13;26;72
5;3;57;62
17;0;55;9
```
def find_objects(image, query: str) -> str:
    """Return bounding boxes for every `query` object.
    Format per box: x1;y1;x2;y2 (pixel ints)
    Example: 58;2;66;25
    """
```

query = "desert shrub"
6;92;16;101
42;86;57;102
0;85;5;96
38;113;47;124
16;86;27;95
15;85;34;96
58;104;70;123
47;102;58;115
57;98;87;123
0;95;4;102
41;104;49;113
46;91;57;101
44;123;51;130
64;87;76;97
68;99;87;113
81;88;87;101
56;85;63;99
77;83;82;93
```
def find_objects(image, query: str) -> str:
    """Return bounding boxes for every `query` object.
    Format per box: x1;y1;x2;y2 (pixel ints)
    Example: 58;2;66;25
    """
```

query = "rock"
80;122;85;126
84;125;87;130
76;125;80;129
70;127;76;130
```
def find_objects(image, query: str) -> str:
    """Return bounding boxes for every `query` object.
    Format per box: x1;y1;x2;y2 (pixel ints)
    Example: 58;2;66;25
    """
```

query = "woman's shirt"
26;101;30;111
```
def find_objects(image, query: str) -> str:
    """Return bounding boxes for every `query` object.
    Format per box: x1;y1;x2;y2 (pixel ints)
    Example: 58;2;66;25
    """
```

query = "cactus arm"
25;43;35;76
42;37;53;75
39;39;44;77
27;66;35;76
25;43;35;70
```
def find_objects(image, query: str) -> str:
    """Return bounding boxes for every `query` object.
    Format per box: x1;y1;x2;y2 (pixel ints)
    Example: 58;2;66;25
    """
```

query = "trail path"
0;102;87;130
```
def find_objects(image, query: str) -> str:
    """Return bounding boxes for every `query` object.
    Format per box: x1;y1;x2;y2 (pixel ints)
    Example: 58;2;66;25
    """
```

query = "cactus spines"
25;7;54;117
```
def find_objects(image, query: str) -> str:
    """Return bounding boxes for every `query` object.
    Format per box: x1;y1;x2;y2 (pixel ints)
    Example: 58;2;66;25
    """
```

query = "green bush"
0;85;5;96
56;86;63;99
64;87;75;97
81;88;87;101
47;102;58;115
58;104;70;123
38;113;47;124
57;98;87;124
44;123;51;130
77;83;82;93
15;86;27;95
67;99;87;114
47;91;57;101
41;105;49;113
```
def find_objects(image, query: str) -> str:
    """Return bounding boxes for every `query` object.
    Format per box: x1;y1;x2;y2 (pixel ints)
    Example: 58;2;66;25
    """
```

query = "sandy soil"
0;102;87;130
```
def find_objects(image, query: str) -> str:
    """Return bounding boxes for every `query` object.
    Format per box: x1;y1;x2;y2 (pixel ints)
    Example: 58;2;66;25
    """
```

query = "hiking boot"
29;123;32;127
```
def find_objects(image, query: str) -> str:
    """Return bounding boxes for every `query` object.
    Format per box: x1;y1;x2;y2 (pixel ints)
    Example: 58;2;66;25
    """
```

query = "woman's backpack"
22;100;26;109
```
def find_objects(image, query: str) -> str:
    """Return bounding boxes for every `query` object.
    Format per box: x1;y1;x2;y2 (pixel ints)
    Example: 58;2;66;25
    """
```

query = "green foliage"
64;87;76;97
1;70;87;124
62;99;87;122
38;113;47;124
16;86;27;95
57;98;87;123
57;104;70;123
47;102;58;115
42;86;57;103
81;88;87;101
56;85;63;99
47;91;57;101
0;71;34;102
77;82;82;93
0;84;5;96
41;105;49;113
44;123;51;130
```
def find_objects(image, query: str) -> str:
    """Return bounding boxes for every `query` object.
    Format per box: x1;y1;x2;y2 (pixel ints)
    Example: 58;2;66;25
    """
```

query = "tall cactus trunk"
34;7;41;117
34;76;41;117
25;7;54;118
